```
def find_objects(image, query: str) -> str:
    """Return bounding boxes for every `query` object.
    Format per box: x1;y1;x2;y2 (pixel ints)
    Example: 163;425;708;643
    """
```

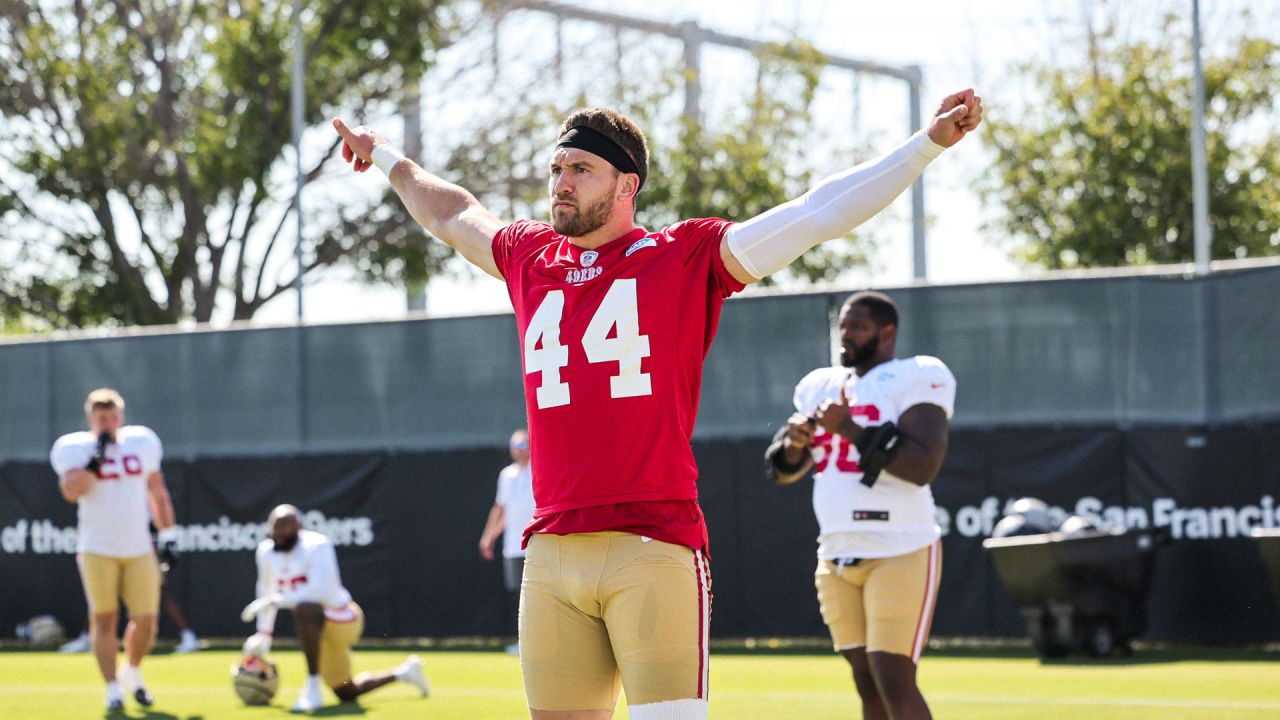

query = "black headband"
555;125;646;191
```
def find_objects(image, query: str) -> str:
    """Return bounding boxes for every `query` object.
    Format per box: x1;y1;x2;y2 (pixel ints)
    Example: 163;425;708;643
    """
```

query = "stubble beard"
551;183;616;238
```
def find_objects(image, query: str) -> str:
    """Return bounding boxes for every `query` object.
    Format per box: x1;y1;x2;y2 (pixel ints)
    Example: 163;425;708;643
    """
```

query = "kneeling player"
239;505;429;711
767;292;954;720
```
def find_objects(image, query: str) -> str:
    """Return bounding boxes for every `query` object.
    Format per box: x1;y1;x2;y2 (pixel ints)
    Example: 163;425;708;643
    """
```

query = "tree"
443;40;877;286
0;0;455;329
982;14;1280;268
644;43;878;284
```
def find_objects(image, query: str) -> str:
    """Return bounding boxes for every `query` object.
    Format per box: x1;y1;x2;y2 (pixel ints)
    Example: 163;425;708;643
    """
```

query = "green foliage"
983;16;1280;268
443;40;875;286
644;43;876;285
0;0;453;328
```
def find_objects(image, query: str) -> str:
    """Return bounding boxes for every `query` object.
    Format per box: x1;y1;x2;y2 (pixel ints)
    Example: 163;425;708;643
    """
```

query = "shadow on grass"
104;710;203;720
309;702;367;717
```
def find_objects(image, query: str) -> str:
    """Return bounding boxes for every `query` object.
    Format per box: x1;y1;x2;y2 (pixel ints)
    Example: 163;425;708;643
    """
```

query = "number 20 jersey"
49;425;163;557
792;357;956;560
492;218;745;550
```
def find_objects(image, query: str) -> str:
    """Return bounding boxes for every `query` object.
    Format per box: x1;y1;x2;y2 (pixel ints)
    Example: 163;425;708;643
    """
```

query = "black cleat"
134;687;155;707
106;697;124;712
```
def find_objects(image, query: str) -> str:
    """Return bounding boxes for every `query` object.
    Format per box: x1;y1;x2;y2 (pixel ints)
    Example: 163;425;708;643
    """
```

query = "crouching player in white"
239;505;429;711
767;292;955;720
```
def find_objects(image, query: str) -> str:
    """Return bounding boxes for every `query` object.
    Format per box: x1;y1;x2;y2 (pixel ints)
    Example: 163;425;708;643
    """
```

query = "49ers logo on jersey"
566;266;603;284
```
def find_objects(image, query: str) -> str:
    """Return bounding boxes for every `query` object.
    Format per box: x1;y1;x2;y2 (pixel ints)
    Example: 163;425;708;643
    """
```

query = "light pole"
292;0;306;320
1190;0;1211;275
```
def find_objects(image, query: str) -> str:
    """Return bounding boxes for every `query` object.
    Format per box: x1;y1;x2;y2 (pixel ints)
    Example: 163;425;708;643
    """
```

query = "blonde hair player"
334;88;981;720
49;388;178;712
767;291;955;719
238;505;430;712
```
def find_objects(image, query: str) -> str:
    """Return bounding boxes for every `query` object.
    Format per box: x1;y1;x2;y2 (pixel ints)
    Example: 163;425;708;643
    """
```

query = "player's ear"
881;322;898;344
618;174;639;200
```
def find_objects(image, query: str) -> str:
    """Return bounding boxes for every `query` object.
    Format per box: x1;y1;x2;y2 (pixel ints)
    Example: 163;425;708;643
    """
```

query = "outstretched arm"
332;118;506;279
720;89;984;284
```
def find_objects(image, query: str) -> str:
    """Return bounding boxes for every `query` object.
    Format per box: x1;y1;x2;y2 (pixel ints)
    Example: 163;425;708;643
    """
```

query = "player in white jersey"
767;292;955;720
478;429;535;652
49;388;179;712
239;505;430;712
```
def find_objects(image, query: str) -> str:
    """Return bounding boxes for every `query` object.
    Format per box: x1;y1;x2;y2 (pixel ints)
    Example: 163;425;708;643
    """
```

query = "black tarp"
4;426;1279;643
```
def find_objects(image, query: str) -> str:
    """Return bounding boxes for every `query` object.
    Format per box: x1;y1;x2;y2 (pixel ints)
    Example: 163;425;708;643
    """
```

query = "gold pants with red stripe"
814;541;941;662
519;532;711;712
319;602;364;689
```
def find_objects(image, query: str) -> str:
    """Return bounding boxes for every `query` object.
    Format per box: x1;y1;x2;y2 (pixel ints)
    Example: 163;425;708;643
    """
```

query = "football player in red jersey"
334;90;982;720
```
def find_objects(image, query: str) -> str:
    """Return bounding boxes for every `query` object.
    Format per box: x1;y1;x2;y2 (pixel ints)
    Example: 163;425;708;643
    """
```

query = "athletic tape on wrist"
372;144;407;175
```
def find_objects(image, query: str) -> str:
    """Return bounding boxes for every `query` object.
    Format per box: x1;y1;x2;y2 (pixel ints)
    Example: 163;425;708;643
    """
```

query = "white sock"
306;674;321;689
105;681;122;699
181;629;197;643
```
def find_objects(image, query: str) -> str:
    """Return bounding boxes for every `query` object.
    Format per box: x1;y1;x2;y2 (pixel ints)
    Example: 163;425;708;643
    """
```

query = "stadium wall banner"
2;428;1278;643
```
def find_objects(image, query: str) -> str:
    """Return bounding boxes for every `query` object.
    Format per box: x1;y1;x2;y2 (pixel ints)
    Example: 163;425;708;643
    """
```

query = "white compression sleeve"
725;131;945;280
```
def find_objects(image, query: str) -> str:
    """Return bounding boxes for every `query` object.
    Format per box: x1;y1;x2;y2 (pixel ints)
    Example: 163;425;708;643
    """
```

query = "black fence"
4;425;1279;644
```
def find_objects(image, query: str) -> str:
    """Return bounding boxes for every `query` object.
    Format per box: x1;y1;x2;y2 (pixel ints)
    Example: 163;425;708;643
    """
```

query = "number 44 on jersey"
523;279;653;409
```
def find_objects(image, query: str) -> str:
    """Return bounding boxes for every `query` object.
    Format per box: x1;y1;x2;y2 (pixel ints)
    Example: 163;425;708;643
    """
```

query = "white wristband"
157;527;179;543
371;144;407;175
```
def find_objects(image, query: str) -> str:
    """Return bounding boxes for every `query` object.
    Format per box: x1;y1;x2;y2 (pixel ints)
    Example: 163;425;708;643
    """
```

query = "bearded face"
551;176;618;237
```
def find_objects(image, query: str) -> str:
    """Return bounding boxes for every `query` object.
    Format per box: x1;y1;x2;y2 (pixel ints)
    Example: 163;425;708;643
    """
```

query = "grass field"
2;646;1279;719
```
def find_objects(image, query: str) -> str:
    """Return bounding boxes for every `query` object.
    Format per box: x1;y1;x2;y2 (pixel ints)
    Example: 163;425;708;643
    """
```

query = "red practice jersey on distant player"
492;218;744;550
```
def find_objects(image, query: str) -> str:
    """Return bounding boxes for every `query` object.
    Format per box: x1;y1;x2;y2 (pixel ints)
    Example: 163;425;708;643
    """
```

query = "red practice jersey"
492;218;744;550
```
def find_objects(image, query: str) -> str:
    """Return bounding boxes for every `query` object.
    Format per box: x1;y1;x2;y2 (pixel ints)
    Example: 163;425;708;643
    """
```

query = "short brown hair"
558;107;649;190
84;388;125;415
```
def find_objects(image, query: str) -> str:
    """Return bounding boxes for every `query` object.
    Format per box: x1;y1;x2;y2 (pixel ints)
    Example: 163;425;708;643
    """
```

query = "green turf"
1;647;1279;719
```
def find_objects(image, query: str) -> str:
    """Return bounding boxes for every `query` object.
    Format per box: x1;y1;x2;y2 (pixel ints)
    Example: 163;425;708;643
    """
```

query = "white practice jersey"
253;529;355;633
793;356;956;560
495;463;535;559
49;426;163;557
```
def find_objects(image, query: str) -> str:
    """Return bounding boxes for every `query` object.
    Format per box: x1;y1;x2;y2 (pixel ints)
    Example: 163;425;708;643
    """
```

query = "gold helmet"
232;655;279;706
